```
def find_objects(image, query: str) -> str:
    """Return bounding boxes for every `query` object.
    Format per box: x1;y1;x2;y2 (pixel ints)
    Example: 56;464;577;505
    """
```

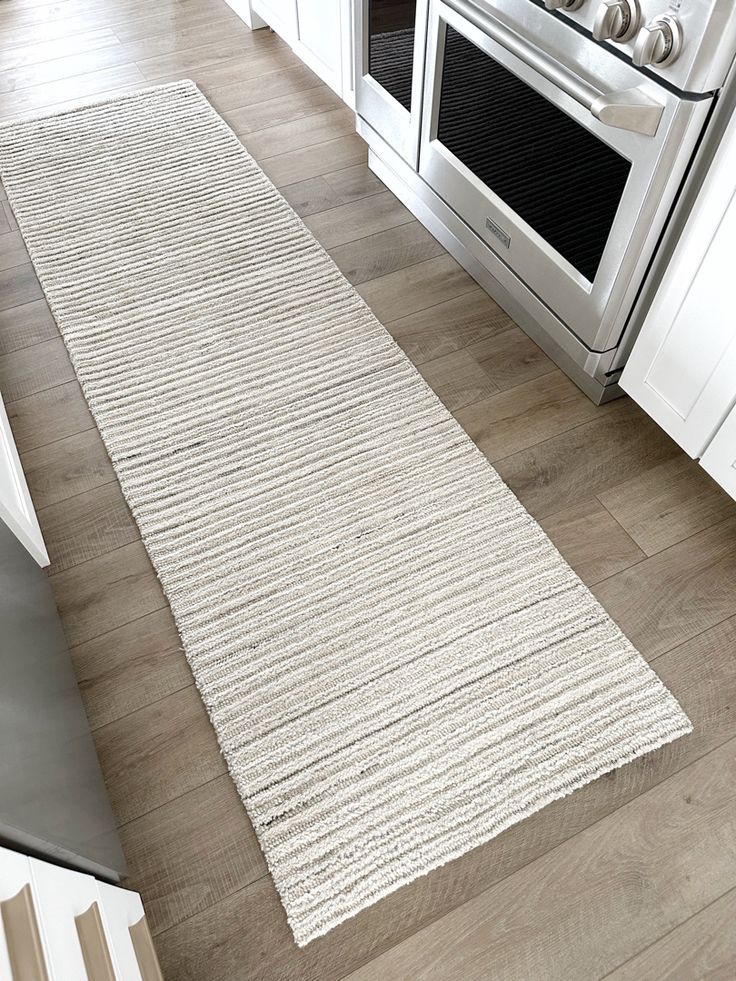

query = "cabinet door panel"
621;113;736;457
296;0;343;87
96;882;145;981
29;859;104;980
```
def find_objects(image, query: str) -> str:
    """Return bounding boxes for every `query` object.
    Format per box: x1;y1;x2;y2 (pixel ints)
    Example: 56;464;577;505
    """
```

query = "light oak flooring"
1;2;735;978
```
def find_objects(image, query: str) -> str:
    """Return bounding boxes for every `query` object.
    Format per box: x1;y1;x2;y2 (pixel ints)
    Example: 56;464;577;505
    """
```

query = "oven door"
419;0;711;351
355;0;430;167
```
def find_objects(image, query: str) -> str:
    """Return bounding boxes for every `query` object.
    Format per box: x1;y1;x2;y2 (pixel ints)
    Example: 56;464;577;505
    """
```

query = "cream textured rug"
0;80;691;946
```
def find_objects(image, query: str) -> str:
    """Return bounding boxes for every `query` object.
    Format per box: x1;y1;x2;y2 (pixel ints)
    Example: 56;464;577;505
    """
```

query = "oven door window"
369;1;417;111
437;26;632;284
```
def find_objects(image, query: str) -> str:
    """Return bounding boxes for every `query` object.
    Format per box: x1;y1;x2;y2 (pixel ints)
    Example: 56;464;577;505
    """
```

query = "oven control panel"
539;0;736;92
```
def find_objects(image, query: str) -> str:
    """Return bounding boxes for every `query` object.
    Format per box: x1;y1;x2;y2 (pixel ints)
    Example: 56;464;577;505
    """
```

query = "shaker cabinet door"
621;111;736;458
250;0;352;103
294;0;345;96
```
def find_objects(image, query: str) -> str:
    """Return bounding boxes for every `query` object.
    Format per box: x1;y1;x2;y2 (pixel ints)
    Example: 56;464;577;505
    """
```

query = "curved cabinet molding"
0;884;50;981
129;917;164;981
75;903;116;981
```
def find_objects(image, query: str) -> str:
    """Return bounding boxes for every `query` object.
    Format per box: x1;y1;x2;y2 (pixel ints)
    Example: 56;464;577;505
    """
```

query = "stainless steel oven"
354;0;736;399
418;0;711;351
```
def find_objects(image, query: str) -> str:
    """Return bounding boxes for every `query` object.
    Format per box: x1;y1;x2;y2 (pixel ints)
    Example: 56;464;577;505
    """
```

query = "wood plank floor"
1;2;735;977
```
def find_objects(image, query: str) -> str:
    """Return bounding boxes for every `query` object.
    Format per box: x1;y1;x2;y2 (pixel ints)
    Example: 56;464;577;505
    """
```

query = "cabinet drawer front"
29;859;107;980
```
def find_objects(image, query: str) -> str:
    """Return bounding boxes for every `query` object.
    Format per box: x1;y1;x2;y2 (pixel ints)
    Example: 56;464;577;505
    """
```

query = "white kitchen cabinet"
0;391;48;566
29;859;109;981
95;882;147;981
249;0;298;45
621;101;736;495
0;846;161;981
292;0;347;99
248;0;355;106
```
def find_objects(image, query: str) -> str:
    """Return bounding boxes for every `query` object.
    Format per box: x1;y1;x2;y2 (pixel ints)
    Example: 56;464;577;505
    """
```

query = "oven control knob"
544;0;584;11
593;0;640;43
633;14;683;67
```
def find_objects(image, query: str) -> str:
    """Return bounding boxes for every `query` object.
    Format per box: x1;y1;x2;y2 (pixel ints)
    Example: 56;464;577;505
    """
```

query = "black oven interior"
437;26;632;283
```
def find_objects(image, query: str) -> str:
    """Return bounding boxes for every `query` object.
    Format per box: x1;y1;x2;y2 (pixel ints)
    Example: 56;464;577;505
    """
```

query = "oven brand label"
485;217;511;249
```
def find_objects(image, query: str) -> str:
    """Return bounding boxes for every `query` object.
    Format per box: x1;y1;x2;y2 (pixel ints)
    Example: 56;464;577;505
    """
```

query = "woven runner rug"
0;80;691;946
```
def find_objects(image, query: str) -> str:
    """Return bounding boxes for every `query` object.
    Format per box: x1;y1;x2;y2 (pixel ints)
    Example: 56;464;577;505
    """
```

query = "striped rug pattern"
0;81;691;946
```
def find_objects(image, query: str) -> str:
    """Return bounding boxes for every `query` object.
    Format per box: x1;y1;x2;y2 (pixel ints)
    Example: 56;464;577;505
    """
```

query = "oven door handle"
445;0;664;136
589;87;664;136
